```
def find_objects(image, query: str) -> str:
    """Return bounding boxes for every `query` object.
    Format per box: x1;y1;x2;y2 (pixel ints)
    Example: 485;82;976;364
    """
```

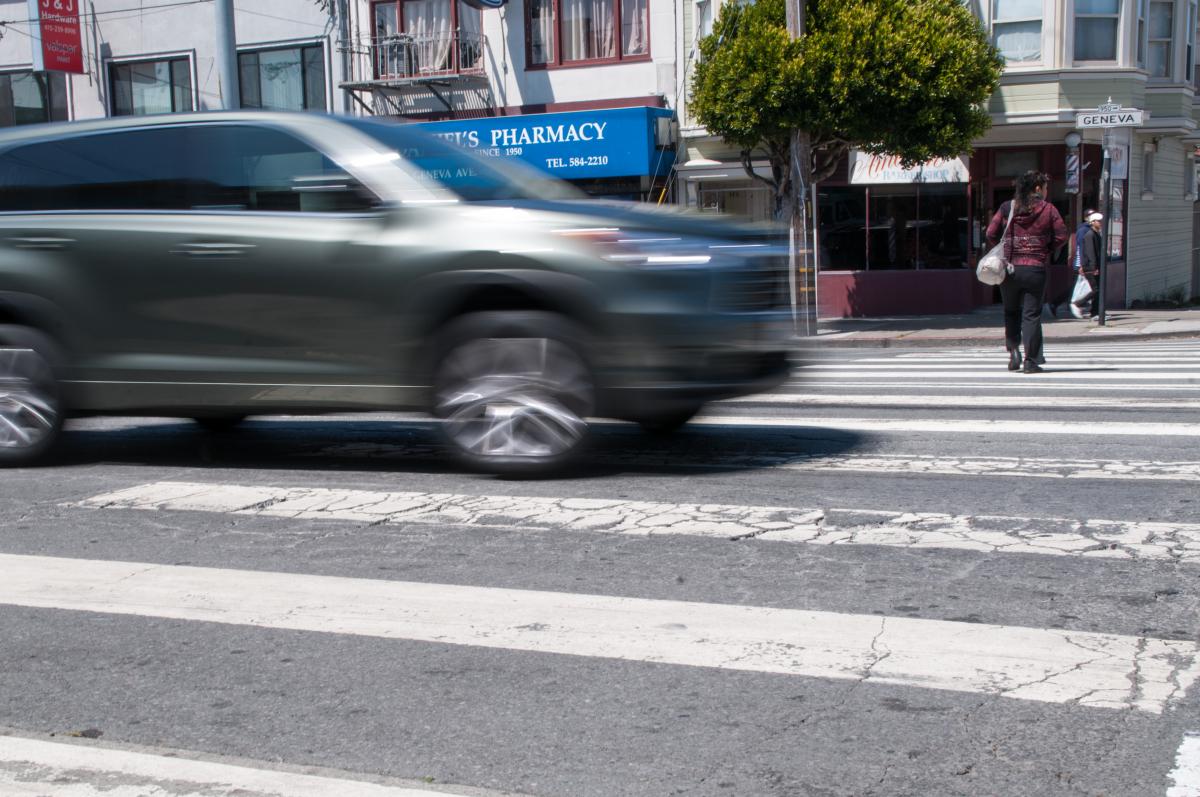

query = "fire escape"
340;31;493;117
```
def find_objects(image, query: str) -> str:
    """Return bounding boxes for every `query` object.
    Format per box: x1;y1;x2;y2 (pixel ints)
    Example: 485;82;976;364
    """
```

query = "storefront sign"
415;106;675;180
27;0;85;74
848;151;969;184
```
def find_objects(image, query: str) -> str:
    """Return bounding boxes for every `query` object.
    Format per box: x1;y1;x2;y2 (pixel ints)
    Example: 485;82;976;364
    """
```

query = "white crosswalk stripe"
0;735;488;797
1;553;1196;714
70;481;1200;563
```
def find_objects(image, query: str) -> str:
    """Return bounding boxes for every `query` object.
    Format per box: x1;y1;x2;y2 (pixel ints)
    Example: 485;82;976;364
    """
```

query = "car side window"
189;125;381;213
0;127;193;211
0;124;381;214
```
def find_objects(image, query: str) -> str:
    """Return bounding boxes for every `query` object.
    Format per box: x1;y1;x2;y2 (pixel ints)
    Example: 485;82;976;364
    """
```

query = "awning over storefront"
412;106;675;181
849;151;969;184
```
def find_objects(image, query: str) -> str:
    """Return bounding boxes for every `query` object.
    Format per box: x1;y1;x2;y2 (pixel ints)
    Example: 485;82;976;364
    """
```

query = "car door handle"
169;242;257;258
6;236;75;250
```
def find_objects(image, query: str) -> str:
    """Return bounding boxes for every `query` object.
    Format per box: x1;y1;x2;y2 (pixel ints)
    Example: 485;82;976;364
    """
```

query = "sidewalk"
810;305;1200;348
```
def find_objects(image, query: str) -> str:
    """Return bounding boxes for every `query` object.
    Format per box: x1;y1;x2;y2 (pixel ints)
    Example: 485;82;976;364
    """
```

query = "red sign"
30;0;85;74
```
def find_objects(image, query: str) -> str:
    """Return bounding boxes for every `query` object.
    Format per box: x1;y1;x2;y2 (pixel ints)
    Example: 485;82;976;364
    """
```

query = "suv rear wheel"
432;312;594;475
0;333;62;466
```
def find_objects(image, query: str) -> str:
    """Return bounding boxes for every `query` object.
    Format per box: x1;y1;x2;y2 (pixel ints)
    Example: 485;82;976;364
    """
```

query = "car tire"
0;329;63;466
637;406;701;435
432;311;595;476
193;415;247;433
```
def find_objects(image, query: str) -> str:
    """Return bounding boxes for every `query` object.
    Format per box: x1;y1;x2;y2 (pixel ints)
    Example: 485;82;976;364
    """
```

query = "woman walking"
985;171;1068;373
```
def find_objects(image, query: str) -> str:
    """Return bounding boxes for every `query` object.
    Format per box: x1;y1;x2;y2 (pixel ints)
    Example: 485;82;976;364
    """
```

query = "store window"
109;57;193;116
371;0;482;76
1074;0;1121;61
528;0;650;67
816;184;969;272
1188;0;1197;80
239;44;327;111
1149;0;1175;77
992;0;1043;63
0;71;67;127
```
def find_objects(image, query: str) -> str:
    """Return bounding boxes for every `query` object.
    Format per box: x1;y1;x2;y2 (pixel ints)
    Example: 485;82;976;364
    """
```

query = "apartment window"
1188;0;1197;80
1075;0;1121;61
109;57;193;116
1149;0;1175;77
528;0;650;67
1143;144;1157;196
239;44;327;111
371;0;481;75
1138;0;1148;65
0;71;67;127
992;0;1043;63
1184;155;1197;199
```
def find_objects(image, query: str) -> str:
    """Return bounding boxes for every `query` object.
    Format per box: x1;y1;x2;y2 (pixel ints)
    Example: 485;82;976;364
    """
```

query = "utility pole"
785;0;816;336
214;0;240;109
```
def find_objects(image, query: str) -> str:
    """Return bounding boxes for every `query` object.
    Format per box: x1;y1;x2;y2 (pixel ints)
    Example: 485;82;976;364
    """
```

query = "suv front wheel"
432;312;594;475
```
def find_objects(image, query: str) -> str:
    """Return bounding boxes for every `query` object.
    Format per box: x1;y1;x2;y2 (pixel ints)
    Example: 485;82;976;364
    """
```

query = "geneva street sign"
1076;101;1144;128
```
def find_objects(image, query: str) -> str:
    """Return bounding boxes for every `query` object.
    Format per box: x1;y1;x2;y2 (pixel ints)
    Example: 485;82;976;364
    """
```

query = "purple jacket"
985;199;1068;268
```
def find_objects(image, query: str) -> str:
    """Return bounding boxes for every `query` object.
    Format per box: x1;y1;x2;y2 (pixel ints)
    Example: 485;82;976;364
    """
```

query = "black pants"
1082;271;1100;317
1000;266;1046;363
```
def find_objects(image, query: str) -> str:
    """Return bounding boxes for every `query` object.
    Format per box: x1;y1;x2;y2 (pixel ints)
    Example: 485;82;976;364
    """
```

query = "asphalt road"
1;337;1198;797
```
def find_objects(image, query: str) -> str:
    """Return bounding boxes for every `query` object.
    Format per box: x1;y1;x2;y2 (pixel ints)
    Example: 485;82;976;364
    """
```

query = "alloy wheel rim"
0;348;59;451
435;337;593;459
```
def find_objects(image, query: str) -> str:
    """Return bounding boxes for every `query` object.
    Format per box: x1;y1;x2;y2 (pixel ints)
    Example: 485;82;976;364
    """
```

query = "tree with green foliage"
690;0;1004;217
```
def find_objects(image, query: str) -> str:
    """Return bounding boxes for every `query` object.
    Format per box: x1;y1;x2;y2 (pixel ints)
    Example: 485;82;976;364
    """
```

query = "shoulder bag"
976;201;1015;285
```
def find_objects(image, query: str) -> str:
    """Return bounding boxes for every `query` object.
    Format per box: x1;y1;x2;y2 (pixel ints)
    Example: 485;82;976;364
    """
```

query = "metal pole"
1098;128;1111;326
213;0;239;109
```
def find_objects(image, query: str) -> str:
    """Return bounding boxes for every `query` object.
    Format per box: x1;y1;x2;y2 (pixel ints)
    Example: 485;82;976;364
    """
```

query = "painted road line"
72;482;1200;563
794;369;1200;379
687;415;1200;436
1168;733;1200;797
0;734;495;797
1;553;1196;713
780;381;1200;390
734;393;1200;409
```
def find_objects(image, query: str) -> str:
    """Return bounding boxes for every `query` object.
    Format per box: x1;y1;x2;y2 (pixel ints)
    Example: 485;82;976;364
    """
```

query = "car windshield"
341;117;585;203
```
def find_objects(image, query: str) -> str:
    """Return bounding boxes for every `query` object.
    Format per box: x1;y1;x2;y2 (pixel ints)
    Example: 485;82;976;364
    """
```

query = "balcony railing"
363;32;486;82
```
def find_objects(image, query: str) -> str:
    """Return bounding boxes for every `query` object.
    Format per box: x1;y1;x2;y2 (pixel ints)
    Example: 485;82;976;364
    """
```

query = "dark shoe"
1048;303;1060;317
1034;353;1046;365
1023;361;1043;374
1008;350;1021;371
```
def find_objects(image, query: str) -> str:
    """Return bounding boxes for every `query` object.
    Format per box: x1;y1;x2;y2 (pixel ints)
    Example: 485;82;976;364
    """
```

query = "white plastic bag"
1069;275;1093;318
976;243;1009;285
1071;274;1093;304
977;201;1015;286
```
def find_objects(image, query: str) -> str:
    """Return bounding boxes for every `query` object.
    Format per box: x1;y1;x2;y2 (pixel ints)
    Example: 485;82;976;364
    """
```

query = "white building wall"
0;0;342;119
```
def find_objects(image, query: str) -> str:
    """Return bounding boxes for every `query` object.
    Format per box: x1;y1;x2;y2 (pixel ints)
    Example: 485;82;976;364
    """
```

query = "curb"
803;328;1200;348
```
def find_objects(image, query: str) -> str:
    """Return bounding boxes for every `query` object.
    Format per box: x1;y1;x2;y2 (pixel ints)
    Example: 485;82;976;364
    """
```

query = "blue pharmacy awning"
412;106;676;181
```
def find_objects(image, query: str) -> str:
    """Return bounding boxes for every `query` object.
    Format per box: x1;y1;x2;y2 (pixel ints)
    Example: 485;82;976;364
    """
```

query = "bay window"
528;0;650;67
992;0;1043;64
1074;0;1121;61
1149;0;1175;77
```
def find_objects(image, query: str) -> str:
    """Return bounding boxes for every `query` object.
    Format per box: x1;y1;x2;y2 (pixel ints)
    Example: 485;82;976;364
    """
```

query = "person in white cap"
1076;211;1103;319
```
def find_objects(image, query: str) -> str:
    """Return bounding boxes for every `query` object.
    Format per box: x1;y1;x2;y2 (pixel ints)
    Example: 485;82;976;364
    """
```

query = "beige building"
675;0;1200;316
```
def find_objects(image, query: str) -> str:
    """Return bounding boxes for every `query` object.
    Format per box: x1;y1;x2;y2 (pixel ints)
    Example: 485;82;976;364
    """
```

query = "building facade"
677;0;1200;316
0;0;678;199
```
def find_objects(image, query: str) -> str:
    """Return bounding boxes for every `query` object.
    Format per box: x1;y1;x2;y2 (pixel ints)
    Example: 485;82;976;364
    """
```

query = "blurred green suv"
0;111;792;475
